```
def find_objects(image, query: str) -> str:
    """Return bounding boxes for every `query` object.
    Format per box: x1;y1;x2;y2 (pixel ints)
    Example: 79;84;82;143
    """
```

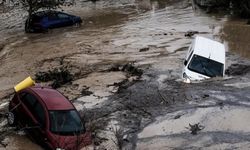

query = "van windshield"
49;110;85;135
188;54;224;77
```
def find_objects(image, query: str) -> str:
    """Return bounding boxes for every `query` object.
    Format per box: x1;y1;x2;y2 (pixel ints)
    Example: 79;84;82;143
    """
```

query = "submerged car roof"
29;86;74;110
193;36;225;64
32;10;62;17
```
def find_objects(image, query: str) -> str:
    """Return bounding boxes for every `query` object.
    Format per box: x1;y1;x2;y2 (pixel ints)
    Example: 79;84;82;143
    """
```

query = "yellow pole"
14;76;35;92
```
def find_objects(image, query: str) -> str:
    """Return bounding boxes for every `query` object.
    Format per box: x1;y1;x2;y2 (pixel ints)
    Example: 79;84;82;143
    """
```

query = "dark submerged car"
25;10;82;33
8;86;91;150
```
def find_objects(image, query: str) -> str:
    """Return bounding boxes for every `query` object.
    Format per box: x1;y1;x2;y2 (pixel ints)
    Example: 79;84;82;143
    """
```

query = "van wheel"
7;112;16;126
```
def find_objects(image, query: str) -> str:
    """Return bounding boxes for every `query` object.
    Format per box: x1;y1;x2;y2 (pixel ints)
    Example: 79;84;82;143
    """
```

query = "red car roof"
29;87;74;110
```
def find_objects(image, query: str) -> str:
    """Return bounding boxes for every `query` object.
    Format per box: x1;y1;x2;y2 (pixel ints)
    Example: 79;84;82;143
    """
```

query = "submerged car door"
57;13;74;27
19;92;47;144
48;12;61;28
18;92;37;127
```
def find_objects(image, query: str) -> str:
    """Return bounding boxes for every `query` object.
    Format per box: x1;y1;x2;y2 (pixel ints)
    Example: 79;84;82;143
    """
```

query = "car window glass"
188;54;224;77
49;110;84;135
58;13;69;19
21;93;37;110
20;93;46;127
48;13;58;20
33;102;46;127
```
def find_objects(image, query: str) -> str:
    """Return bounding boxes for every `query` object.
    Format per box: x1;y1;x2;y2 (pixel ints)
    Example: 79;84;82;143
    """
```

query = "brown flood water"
221;18;250;58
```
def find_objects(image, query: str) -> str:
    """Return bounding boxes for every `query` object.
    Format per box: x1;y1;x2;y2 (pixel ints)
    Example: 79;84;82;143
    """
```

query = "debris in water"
202;94;209;98
184;30;199;37
218;101;224;109
0;44;4;51
174;114;182;119
35;67;73;88
225;64;250;76
109;63;143;77
81;87;93;96
139;47;149;52
186;123;205;135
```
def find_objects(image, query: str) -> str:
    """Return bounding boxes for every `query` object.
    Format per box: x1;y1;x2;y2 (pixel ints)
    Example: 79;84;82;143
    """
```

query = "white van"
182;36;225;81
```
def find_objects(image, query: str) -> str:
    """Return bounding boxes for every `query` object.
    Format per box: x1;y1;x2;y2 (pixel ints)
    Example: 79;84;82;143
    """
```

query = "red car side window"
33;101;46;127
20;92;36;110
20;92;46;127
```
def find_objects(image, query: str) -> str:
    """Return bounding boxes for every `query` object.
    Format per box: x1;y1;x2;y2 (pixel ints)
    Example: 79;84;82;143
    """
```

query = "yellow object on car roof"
14;76;35;92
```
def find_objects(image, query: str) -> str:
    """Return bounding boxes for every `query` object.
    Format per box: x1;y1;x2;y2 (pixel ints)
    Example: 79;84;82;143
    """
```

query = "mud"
35;67;73;88
136;76;250;149
225;64;250;76
1;0;250;149
108;63;143;77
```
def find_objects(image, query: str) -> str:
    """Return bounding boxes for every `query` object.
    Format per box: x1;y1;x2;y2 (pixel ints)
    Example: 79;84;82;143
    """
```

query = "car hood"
50;132;92;150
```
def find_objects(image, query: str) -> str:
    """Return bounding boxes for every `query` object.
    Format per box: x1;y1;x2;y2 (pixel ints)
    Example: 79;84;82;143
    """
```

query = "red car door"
17;92;38;127
18;92;48;147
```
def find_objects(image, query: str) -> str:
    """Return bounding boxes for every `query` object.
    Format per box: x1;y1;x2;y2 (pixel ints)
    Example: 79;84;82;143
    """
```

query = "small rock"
218;101;224;109
185;30;199;37
202;94;209;98
81;88;93;96
0;44;4;51
139;47;149;52
123;134;129;141
174;114;182;119
186;123;205;135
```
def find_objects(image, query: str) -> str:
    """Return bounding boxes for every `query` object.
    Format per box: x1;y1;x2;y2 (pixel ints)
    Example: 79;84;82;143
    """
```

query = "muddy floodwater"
1;0;250;149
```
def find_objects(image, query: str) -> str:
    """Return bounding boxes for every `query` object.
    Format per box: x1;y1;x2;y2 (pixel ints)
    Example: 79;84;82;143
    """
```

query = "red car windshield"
49;110;85;135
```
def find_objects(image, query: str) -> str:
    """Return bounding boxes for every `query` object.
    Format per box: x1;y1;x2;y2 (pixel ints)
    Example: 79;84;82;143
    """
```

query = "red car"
7;86;91;150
